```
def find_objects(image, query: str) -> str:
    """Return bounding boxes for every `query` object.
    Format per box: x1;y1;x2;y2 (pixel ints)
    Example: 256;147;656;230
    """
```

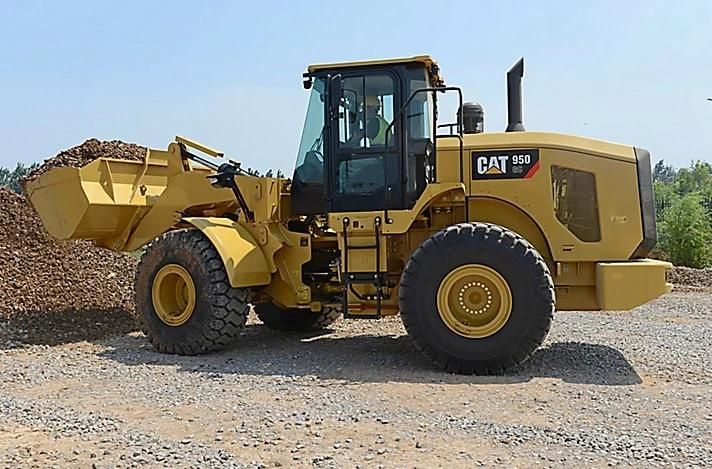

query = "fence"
655;195;712;220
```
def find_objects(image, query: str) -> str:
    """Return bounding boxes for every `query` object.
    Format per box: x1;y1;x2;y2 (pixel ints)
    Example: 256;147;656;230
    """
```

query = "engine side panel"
438;132;645;262
433;132;666;311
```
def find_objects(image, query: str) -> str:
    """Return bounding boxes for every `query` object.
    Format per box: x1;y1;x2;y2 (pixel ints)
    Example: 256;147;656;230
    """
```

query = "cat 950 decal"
472;149;540;180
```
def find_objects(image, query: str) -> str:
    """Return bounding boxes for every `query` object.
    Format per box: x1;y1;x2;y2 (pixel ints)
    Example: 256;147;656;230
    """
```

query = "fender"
183;217;272;287
468;196;553;261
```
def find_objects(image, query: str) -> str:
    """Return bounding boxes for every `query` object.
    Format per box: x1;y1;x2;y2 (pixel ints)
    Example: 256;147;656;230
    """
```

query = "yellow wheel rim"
151;264;196;327
437;264;512;339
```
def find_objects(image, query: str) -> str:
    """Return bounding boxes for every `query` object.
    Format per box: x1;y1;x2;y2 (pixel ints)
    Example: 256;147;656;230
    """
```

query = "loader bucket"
26;156;164;243
24;139;237;252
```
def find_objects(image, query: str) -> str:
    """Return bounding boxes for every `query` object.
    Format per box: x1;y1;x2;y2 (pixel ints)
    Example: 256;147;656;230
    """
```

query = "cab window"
403;68;434;203
293;77;325;185
334;74;397;197
552;166;601;242
337;75;395;149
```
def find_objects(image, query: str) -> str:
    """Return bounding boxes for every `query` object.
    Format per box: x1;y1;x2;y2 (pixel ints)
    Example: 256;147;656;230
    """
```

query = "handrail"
383;86;464;223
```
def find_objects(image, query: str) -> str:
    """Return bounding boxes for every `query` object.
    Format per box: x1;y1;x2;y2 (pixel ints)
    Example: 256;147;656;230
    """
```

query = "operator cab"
291;56;442;215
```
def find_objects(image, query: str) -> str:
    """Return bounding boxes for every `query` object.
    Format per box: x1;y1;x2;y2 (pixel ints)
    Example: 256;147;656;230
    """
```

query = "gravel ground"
1;291;711;468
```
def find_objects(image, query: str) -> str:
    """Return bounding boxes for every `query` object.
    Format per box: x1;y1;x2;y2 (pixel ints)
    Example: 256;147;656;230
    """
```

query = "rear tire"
135;229;249;355
400;222;554;375
254;302;340;331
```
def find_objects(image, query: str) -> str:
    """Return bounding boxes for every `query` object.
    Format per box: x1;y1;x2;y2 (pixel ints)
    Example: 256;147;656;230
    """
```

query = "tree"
653;159;676;184
0;166;10;188
0;162;38;193
674;160;712;196
244;168;286;178
658;195;712;268
263;169;287;178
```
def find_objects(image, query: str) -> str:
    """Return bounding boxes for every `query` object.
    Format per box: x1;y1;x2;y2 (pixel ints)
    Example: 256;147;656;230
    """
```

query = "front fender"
183;217;272;287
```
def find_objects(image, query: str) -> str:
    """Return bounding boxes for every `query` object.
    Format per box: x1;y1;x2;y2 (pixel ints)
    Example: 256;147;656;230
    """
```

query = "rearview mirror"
327;74;342;119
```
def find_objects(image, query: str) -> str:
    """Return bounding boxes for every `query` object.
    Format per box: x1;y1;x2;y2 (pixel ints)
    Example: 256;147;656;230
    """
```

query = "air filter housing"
460;102;484;134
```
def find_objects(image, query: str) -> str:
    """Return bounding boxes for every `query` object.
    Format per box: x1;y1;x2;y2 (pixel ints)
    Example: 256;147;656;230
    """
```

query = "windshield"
293;78;326;184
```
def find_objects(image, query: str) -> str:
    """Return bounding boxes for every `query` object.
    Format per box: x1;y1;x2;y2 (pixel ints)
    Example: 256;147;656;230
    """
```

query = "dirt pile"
0;188;138;345
670;266;712;291
2;139;146;346
23;138;146;184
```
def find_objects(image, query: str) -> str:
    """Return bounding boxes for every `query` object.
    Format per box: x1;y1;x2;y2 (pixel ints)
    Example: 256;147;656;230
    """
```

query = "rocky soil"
0;292;710;468
0;189;137;345
23;138;145;184
1;139;141;346
669;266;712;291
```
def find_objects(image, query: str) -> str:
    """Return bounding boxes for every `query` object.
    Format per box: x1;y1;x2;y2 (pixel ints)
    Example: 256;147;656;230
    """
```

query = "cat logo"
476;156;509;175
471;149;540;180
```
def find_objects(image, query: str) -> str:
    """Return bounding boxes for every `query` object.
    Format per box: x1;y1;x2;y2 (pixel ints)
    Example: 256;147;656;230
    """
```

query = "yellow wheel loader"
26;56;672;374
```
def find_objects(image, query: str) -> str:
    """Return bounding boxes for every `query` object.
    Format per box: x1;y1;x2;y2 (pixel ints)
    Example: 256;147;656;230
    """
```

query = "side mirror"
327;74;342;119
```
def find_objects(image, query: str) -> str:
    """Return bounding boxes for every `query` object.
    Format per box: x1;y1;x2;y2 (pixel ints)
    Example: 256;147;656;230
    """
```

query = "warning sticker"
471;149;540;180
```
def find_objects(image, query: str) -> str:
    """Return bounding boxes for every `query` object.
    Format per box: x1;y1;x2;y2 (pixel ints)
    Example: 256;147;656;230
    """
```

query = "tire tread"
400;222;555;375
135;229;249;356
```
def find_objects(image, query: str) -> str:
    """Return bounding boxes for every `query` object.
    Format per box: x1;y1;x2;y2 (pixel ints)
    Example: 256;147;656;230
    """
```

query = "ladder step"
346;272;388;283
355;292;391;301
341;216;385;320
346;278;381;284
343;312;381;320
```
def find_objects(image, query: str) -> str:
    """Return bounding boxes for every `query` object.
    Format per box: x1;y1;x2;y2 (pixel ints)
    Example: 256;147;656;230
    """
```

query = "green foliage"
650;159;712;266
674;160;712;195
0;162;38;193
658;195;712;268
653;159;676;184
653;180;677;202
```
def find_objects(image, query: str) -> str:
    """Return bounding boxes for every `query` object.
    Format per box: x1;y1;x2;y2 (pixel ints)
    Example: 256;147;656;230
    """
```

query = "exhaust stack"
505;58;525;132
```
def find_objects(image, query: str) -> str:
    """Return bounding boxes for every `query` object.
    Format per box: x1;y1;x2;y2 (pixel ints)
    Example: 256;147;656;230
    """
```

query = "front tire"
254;302;341;331
135;229;250;355
400;222;554;375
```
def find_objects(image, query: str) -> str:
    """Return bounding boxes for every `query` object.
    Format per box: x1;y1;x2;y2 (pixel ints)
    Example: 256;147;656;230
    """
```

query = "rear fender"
183;217;272;287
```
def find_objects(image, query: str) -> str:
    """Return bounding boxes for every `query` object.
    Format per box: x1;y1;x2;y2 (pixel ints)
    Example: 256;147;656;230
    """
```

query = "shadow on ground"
97;324;642;386
1;310;641;386
0;308;138;348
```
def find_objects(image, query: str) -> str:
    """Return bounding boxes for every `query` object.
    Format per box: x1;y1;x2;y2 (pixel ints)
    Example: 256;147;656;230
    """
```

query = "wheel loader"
26;56;671;374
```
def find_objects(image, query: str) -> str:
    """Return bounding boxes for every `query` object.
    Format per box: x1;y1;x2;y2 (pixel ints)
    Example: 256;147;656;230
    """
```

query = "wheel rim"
437;264;512;338
152;264;196;327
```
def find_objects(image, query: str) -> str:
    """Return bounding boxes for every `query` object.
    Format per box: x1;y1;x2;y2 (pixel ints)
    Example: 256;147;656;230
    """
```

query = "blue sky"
1;0;710;172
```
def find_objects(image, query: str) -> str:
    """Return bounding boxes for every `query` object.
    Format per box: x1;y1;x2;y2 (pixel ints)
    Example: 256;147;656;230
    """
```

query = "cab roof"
307;55;436;73
306;55;443;85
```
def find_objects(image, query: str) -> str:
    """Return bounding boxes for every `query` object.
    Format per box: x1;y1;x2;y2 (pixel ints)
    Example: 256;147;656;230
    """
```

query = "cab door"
326;69;403;213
